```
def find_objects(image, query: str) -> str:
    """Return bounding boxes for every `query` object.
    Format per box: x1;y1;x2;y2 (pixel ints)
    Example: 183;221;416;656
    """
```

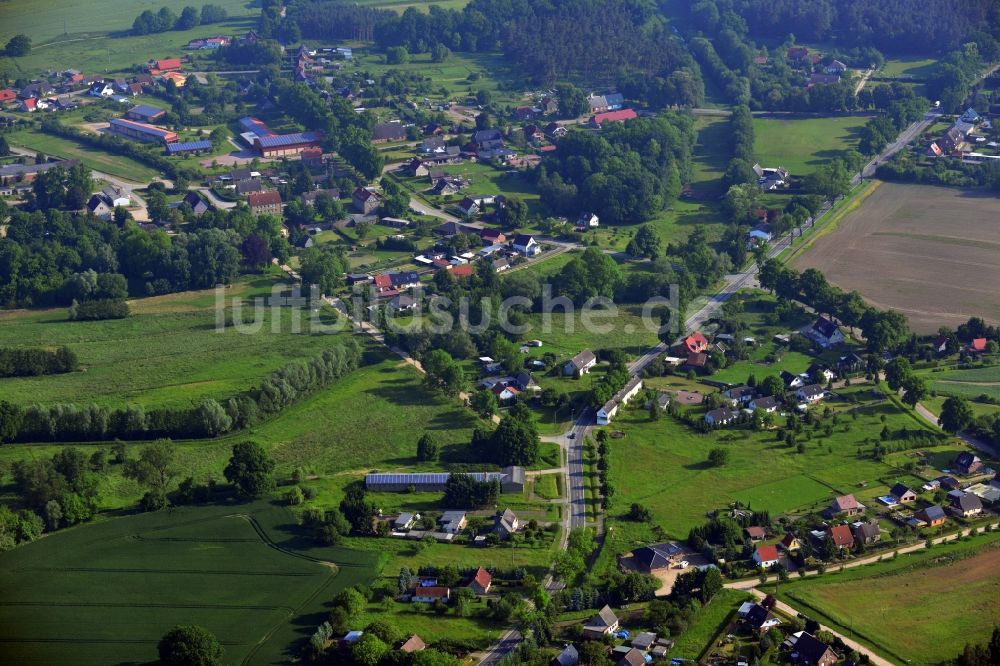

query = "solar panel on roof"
167;140;212;153
257;132;320;148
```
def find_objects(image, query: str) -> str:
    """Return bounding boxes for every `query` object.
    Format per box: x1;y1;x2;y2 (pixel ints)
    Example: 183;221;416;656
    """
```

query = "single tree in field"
707;447;730;467
223;441;275;498
416;433;439;462
5;34;31;57
939;396;974;433
157;625;223;666
123;439;177;494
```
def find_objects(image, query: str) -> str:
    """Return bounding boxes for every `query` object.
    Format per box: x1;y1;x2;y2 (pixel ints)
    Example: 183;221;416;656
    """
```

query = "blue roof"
129;104;165;118
166;140;212;154
238;116;273;137
256;132;320;148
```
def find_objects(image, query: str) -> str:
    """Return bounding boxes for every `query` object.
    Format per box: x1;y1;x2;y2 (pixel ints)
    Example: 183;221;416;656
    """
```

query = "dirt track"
795;183;1000;332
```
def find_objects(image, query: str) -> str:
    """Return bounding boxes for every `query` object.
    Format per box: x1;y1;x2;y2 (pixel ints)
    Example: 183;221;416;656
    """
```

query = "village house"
352;187;381;215
744;603;781;634
630;542;683;572
512;234;540;256
745;526;766;541
552;645;579;666
781;370;806;389
796;384;825;404
749;396;780;413
494;508;520;539
596;375;643;425
458;197;480;217
913;505;947;528
705;406;738;427
545;122;568;139
590;109;638;128
472;129;504;152
247;190;282;216
752;544;781;568
399;636;426;654
394;512;417;530
87;194;114;219
890;483;917;503
954;452;984;476
804;316;845;348
411;586;450;604
373;121;407;144
180;191;210;215
791;632;838;666
577;212;600;228
780;532;801;552
564;350;597;376
405;158;429;178
949;492;983;518
827;524;855;550
492;382;520;405
826;494;861;518
480;228;506;244
617;648;645;666
681;331;710;355
852;520;881;545
968;338;988;355
467;567;492;595
582;605;620;639
439;510;468;534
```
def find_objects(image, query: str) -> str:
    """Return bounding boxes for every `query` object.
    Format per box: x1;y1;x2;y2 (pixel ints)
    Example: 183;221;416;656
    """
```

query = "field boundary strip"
783;180;881;264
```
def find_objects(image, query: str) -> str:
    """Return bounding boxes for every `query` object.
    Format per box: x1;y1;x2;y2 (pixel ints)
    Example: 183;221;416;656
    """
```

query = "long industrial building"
237;115;322;158
109;117;177;144
365;466;525;494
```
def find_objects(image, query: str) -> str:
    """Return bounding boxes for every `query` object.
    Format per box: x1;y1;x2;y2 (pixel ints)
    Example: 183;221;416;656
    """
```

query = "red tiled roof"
745;526;766;539
970;338;988;352
414;586;449;598
755;545;779;562
451;264;474;278
472;566;492;588
247;190;282;207
685;331;709;353
832;494;859;511
0;88;18;102
374;274;392;288
156;58;182;71
592;109;637;125
828;525;854;547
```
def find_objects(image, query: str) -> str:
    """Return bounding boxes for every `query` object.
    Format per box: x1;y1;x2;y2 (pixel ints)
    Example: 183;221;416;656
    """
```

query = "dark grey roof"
373;122;407;141
921;504;946;521
953;493;983;511
794;633;834;664
890;483;913;498
553;644;579;666
812;316;840;338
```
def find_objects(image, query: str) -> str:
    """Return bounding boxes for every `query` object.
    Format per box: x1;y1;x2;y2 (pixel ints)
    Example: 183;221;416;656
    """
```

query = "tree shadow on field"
683;460;716;471
807;149;848;166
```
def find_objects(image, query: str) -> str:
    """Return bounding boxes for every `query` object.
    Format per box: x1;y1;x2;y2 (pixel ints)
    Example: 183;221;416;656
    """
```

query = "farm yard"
0;500;379;666
795;183;1000;332
752;115;870;175
776;534;1000;665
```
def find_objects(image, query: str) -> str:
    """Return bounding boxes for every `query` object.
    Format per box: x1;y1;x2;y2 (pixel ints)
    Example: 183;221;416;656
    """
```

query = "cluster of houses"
385;505;525;546
784;47;848;89
340;631;426;655
479;371;541;406
0;65;181;114
928;107;998;163
0;158;80;197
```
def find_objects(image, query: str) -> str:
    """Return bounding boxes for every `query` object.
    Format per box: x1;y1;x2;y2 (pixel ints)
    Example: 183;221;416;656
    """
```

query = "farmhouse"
752;544;780;568
749;396;780;413
967;338;988;355
780;532;801;551
582;605;620;639
108;118;177;144
494;508;520;539
617;648;646;666
723;386;755;406
804;316;845;348
247;190;283;216
0;159;80;185
87;194;114;219
564;350;597;376
596;375;643;425
682;331;709;354
826;494;861;517
553;645;579;666
743;604;781;634
394;512;417;530
365;467;525;493
745;526;766;541
373;122;407;144
439;511;467;534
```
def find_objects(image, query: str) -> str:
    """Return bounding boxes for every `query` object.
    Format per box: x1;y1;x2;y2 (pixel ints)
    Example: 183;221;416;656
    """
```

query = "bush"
68;298;129;321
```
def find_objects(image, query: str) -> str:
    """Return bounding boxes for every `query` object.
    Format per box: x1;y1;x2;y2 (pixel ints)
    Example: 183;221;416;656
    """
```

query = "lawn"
689;115;730;197
0;276;348;410
879;57;938;79
533;473;563;500
669;589;750;661
8;127;161;181
519;305;662;361
753;115;870;175
776;533;1000;665
602;385;942;538
0;500;380;665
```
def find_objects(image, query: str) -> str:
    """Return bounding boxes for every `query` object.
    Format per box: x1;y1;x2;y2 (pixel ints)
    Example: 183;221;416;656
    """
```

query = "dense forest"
277;0;701;90
535;114;695;225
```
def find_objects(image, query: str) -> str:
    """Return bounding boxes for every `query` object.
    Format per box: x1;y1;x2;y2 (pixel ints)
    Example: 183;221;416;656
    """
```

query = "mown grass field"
777;534;1000;665
669;589;750;660
753;115;869;175
0;500;379;665
879;57;938;79
7;127;161;181
603;385;942;539
0;277;346;410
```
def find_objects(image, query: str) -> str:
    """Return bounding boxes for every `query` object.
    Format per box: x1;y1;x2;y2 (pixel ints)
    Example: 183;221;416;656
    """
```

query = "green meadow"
753;115;870;175
7;127;161;181
0;500;380;665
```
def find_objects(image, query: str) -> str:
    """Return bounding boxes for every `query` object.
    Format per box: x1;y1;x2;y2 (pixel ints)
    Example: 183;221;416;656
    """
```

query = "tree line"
759;261;910;352
0;341;361;444
0;196;289;308
0;347;78;378
131;4;229;35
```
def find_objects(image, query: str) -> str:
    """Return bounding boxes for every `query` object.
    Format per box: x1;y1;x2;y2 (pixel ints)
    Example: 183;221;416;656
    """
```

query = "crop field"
794;183;1000;332
753;115;869;175
0;501;379;665
778;535;1000;664
603;386;941;538
0;277;348;410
